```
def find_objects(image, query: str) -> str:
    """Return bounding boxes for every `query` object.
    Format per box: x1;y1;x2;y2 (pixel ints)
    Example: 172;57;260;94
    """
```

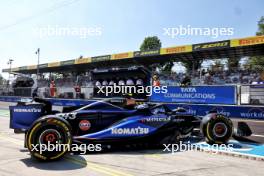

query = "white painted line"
252;134;264;138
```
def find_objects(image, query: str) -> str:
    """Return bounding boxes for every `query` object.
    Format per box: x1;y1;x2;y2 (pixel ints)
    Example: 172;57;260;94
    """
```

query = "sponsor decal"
193;40;230;51
39;63;48;68
141;117;171;122
13;108;42;113
27;65;37;70
48;62;61;67
19;66;27;71
231;36;264;47
205;106;231;117
160;45;192;55
165;87;216;99
111;126;149;135
61;59;75;66
134;50;160;57
111;52;134;60
11;67;20;71
151;86;236;104
74;57;91;64
2;68;10;72
91;55;111;62
79;120;91;131
240;108;264;119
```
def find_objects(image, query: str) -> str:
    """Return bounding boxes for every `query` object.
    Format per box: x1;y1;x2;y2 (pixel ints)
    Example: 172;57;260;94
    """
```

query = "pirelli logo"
111;52;133;60
231;36;264;47
193;40;230;51
74;57;91;64
160;45;192;55
48;62;60;67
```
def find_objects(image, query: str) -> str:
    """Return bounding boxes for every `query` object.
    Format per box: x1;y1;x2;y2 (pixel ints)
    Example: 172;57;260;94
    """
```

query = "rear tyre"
203;114;233;145
26;116;72;161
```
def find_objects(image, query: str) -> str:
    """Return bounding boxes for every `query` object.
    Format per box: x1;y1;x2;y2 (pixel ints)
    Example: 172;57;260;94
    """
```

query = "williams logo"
14;108;41;113
141;117;171;122
111;127;149;135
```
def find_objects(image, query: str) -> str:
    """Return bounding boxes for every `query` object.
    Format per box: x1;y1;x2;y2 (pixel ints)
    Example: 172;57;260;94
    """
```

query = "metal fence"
240;84;264;105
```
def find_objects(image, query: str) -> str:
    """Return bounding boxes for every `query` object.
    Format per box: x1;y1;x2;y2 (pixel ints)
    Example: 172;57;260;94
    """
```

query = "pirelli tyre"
202;114;233;145
26;116;72;161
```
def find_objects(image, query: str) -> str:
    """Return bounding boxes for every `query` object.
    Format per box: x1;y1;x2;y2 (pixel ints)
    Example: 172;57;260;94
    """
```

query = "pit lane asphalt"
0;102;264;176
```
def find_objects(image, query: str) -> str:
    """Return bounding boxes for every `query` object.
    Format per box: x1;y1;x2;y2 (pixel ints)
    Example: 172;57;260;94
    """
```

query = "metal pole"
7;59;13;86
36;48;40;87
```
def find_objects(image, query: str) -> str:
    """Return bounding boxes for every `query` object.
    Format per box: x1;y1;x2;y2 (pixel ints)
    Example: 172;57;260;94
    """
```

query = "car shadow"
20;154;87;170
78;136;205;156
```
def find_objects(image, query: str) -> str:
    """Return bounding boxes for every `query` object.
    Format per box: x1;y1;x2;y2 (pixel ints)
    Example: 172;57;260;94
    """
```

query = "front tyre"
26;116;72;161
202;114;233;145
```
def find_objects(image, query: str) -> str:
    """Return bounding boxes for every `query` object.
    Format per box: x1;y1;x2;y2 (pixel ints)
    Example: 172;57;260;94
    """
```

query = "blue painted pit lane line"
196;140;264;159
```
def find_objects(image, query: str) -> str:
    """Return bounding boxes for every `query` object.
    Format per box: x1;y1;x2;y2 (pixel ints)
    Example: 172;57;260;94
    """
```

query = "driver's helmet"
135;103;149;110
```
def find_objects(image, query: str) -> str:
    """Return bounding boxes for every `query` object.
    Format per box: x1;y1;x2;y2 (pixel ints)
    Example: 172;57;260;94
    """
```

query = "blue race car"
9;98;251;161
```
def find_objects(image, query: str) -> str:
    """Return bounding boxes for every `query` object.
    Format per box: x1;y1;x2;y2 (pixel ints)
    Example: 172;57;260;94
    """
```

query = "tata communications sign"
151;86;236;105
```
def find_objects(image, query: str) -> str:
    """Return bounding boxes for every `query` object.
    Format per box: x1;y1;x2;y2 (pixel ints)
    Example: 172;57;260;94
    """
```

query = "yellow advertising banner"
74;57;91;64
27;65;37;70
48;62;60;67
160;45;192;55
11;67;19;72
111;52;134;60
231;36;264;47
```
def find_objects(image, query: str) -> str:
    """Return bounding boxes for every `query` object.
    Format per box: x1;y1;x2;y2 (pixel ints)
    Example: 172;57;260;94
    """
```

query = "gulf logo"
79;120;91;131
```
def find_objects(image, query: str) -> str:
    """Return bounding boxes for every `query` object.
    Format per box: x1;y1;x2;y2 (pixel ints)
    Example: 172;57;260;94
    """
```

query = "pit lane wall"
0;85;264;120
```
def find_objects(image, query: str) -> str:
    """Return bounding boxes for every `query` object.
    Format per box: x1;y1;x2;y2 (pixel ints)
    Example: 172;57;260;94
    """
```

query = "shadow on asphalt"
20;155;87;170
74;136;205;156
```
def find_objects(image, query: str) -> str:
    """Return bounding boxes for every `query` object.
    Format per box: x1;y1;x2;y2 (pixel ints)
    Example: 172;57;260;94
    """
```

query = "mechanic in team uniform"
102;80;108;86
136;78;143;86
118;79;125;86
50;80;56;97
152;74;160;87
181;75;191;86
126;78;134;86
123;94;136;109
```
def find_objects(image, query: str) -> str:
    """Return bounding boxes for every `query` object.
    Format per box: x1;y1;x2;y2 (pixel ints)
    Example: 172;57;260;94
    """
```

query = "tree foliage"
140;36;161;51
249;16;264;69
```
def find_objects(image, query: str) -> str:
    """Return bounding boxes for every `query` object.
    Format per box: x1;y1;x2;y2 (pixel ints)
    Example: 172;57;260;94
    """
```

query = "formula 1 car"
9;98;252;161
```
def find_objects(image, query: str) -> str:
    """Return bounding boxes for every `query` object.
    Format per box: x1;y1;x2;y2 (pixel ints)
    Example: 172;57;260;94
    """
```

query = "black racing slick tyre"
26;116;72;161
202;114;233;145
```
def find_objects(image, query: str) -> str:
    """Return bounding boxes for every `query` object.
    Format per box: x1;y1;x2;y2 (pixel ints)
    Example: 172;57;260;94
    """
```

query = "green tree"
256;16;264;36
249;16;264;70
139;36;171;72
140;36;161;51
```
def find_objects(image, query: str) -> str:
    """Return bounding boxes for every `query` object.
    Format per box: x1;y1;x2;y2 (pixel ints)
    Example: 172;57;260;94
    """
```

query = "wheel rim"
39;129;62;145
212;122;228;138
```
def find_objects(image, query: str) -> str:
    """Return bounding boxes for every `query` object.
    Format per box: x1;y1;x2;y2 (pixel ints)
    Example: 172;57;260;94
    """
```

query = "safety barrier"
240;84;264;105
0;85;263;106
